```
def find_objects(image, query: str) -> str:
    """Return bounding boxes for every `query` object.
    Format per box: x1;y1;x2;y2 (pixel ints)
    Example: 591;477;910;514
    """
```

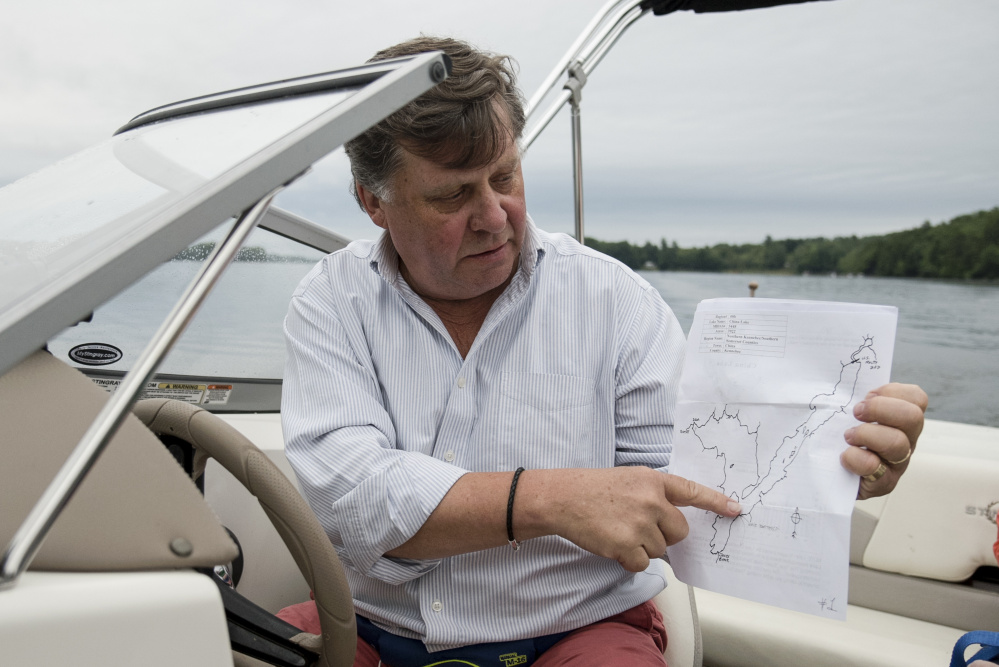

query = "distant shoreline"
635;268;999;286
586;207;999;281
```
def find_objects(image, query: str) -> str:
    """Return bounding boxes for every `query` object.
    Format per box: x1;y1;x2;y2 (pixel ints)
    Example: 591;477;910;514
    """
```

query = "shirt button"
444;451;455;462
456;377;466;389
432;600;443;612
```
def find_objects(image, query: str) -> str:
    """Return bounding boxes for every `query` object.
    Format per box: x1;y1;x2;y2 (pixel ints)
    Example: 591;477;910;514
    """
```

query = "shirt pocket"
500;372;595;411
495;373;597;468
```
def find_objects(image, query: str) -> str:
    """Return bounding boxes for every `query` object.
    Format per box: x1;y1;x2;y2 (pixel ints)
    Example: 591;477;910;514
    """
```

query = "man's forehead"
398;138;521;183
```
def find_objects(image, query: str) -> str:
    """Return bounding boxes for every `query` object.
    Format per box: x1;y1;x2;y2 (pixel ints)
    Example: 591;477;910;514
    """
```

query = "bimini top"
0;52;449;380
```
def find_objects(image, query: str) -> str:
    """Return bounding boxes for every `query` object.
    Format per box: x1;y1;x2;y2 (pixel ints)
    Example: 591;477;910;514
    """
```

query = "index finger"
661;473;742;517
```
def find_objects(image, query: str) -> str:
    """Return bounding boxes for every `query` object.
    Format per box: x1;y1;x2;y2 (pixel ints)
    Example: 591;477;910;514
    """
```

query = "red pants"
279;599;668;667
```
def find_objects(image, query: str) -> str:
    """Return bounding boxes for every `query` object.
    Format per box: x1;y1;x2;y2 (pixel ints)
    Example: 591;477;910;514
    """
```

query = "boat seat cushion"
851;420;999;582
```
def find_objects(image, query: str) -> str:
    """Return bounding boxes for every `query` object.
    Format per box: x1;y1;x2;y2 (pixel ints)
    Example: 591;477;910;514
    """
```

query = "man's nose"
469;187;507;233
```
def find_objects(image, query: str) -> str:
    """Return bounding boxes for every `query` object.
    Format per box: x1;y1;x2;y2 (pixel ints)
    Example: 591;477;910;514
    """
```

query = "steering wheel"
133;398;355;667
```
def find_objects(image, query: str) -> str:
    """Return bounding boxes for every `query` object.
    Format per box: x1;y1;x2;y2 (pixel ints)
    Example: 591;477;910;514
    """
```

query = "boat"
1;1;996;666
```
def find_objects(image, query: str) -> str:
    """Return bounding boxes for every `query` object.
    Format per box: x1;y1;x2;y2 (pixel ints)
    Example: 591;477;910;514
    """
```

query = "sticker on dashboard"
69;343;123;366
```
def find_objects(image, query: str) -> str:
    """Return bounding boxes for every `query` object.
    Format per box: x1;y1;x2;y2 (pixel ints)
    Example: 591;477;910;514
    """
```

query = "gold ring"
863;462;888;483
888;448;912;466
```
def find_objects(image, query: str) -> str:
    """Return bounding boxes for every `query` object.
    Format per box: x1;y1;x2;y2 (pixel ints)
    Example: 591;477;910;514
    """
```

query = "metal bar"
574;3;647;71
0;187;282;590
522;89;572;150
522;0;647;149
522;1;650;240
259;204;352;255
570;96;585;244
117;56;441;135
580;6;649;77
524;0;638;117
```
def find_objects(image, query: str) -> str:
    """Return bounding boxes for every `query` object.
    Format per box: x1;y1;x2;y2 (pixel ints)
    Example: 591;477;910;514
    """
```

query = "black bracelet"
507;467;525;551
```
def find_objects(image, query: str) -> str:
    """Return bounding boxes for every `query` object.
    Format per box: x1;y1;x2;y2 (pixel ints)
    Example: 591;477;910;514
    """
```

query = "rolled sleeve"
282;261;464;584
334;451;465;583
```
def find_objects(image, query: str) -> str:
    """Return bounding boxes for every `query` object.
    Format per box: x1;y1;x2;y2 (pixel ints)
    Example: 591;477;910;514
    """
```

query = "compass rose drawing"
790;507;802;538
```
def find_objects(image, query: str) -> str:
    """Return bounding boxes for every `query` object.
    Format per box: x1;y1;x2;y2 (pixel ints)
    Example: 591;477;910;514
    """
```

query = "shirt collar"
369;231;402;285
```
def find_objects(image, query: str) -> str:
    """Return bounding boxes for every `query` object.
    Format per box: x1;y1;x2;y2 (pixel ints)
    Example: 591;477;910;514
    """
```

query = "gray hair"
344;36;526;207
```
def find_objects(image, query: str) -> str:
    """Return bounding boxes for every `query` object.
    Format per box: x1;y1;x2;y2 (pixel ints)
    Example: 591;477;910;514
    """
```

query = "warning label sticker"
89;378;233;406
202;384;234;405
144;383;208;403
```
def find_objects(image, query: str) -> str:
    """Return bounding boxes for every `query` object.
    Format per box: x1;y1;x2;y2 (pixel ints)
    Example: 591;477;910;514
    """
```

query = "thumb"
662;473;742;517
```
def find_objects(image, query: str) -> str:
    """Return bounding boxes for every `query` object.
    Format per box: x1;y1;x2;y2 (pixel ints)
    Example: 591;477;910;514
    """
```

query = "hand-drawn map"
666;299;898;619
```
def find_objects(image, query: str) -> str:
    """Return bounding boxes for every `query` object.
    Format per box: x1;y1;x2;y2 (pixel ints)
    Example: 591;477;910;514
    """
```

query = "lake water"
643;271;999;428
51;260;999;428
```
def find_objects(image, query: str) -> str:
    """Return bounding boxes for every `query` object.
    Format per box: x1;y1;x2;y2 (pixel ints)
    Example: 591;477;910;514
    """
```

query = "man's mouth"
468;242;507;259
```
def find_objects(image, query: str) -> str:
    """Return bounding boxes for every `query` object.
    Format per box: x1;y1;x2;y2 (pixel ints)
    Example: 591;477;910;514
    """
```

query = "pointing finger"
662;473;742;517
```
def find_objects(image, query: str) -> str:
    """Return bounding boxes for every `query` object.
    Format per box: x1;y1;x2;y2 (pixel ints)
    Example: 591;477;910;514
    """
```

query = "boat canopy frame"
522;0;831;244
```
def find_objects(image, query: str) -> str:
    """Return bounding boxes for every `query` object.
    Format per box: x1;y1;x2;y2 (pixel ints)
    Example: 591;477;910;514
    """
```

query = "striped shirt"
282;217;686;652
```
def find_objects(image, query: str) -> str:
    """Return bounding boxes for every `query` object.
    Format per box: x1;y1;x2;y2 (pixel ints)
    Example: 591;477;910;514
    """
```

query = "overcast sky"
2;0;997;245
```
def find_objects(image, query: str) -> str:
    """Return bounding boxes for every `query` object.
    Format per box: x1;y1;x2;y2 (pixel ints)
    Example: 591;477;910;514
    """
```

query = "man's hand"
520;467;742;573
841;382;928;499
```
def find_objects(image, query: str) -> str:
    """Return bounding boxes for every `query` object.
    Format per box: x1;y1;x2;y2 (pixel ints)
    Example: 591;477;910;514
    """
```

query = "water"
51;261;999;427
642;271;999;427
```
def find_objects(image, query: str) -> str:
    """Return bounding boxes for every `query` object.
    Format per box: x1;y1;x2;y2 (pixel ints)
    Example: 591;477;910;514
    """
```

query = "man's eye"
436;189;463;202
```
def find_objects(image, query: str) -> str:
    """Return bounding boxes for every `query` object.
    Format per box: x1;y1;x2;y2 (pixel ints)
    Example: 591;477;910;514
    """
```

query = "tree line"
585;207;999;280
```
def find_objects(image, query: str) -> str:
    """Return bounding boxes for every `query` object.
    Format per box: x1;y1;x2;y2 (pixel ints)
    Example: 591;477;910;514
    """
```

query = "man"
282;37;926;667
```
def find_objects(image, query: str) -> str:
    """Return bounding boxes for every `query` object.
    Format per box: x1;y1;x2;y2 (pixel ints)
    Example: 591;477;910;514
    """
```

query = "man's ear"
355;182;388;230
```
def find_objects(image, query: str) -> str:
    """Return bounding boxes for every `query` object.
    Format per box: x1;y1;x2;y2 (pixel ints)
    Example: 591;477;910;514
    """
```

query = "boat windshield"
48;224;325;373
0;87;353;319
16;92;355;413
1;52;450;396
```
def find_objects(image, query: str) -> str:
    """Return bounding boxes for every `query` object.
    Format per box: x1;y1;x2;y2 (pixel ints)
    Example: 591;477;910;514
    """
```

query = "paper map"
666;298;897;619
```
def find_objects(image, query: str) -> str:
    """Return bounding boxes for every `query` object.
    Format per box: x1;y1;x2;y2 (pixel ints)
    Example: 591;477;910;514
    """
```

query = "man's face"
361;130;527;303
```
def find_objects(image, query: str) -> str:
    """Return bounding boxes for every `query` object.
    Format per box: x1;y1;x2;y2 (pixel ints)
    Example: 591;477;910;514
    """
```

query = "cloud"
1;0;996;244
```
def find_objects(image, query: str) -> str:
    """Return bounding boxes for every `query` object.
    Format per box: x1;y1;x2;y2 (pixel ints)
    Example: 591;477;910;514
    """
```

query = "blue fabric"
356;614;570;667
282;217;685;650
950;631;999;667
